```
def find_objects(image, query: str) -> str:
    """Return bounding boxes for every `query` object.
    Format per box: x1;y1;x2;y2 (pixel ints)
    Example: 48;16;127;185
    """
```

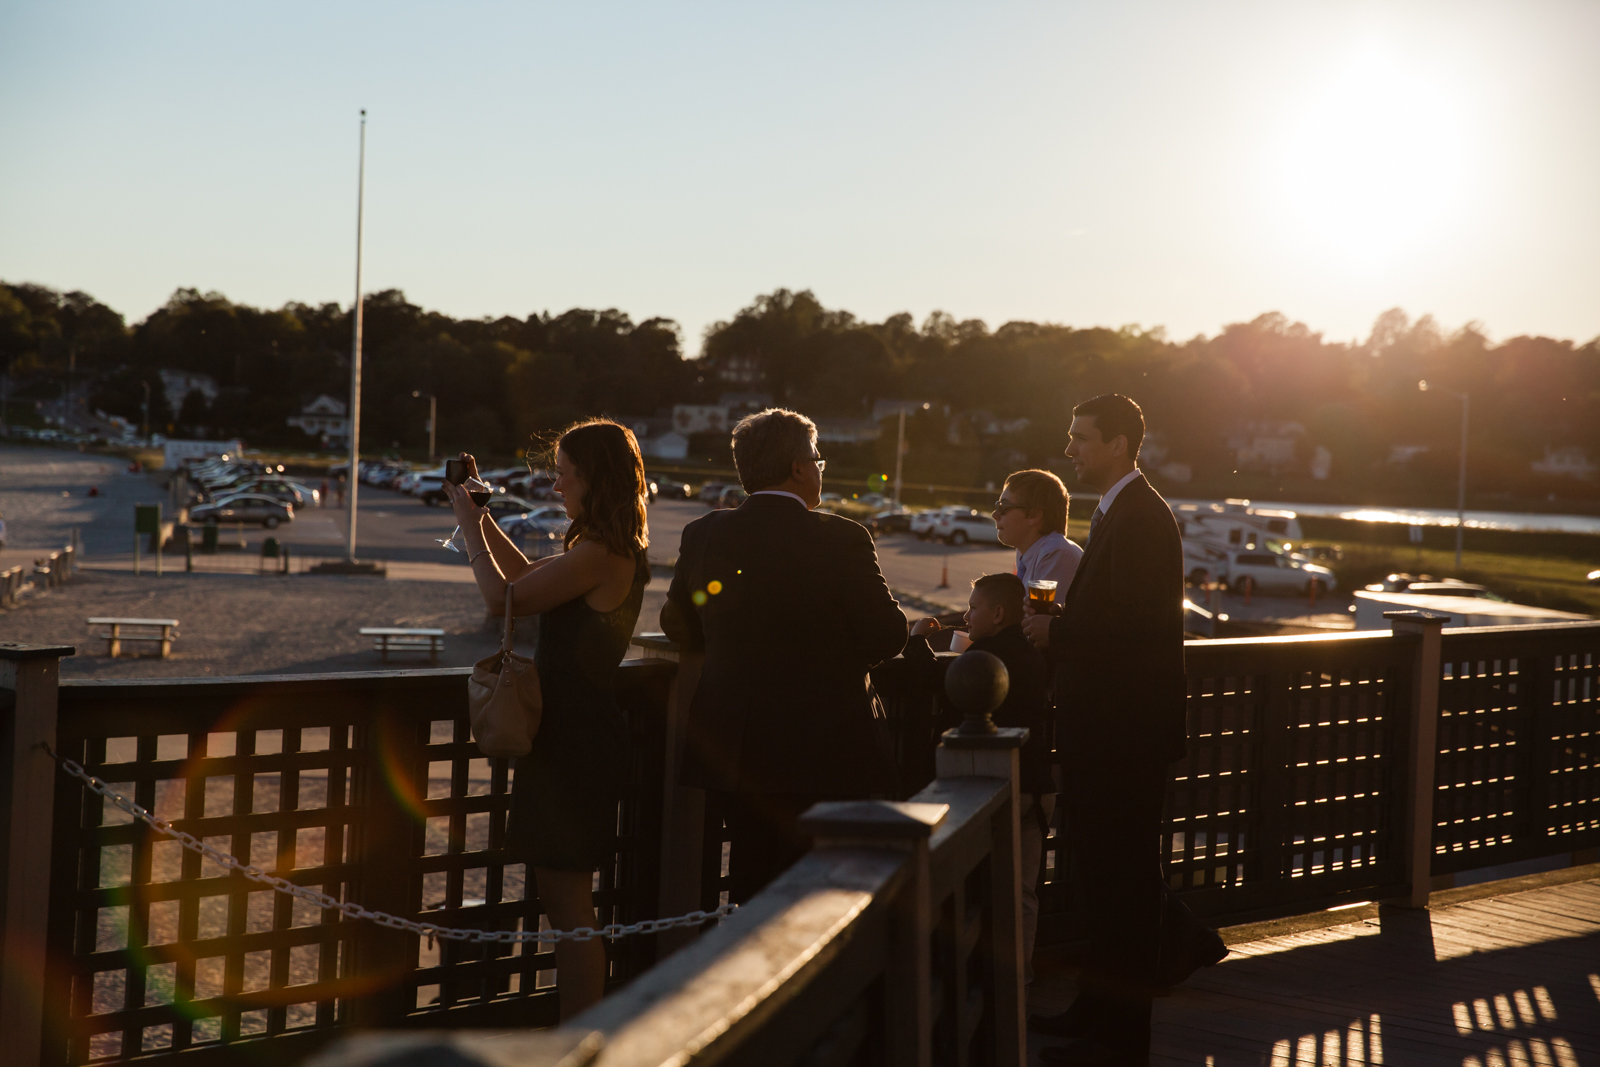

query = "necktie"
1088;508;1104;545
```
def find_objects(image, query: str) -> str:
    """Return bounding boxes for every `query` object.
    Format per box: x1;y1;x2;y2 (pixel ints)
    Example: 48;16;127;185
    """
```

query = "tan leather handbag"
468;586;541;758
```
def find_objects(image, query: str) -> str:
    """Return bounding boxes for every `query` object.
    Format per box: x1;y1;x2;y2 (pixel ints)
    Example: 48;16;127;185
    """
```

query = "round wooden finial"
944;650;1009;735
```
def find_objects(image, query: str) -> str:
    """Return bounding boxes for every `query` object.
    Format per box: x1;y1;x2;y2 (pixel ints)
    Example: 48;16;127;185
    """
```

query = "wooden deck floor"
1030;875;1600;1066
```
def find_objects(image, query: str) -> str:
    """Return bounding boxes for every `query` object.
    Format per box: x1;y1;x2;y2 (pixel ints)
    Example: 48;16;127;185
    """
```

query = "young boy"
904;572;1054;982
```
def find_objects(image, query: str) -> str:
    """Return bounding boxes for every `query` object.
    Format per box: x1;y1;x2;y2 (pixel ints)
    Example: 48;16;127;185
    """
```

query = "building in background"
159;370;217;416
287;395;351;447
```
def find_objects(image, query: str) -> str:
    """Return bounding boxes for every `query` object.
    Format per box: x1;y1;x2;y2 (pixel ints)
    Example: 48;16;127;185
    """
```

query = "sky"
2;1;1597;355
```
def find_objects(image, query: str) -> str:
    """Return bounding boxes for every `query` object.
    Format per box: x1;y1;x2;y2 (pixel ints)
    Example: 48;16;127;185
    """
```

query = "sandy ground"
0;567;671;679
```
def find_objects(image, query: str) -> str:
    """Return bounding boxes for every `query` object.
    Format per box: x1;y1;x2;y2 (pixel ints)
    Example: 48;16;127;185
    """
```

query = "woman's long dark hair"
552;419;649;558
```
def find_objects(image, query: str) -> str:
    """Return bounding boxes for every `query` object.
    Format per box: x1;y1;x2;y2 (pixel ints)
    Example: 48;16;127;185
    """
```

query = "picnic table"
88;617;180;658
359;627;446;664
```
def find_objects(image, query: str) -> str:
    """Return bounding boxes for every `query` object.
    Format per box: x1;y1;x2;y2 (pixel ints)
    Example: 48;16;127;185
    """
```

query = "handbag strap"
502;584;516;653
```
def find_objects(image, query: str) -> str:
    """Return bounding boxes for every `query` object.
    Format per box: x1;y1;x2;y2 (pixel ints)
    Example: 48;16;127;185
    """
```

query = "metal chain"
50;748;736;944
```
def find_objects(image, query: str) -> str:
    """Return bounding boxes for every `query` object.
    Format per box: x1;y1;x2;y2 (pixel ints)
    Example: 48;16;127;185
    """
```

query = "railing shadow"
1140;898;1600;1066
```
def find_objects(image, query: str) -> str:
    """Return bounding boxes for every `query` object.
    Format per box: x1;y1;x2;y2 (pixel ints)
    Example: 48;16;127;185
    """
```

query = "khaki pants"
1020;792;1056;984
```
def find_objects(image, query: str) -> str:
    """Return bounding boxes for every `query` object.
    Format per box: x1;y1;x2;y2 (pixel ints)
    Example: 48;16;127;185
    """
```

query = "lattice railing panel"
1154;635;1410;921
1545;647;1599;840
1434;649;1526;867
1433;626;1600;873
46;665;673;1066
1279;662;1396;881
1166;667;1264;893
53;722;364;1062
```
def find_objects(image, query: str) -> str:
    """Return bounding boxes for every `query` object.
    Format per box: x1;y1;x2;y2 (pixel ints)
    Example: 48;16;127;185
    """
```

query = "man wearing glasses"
663;407;908;901
994;468;1083;594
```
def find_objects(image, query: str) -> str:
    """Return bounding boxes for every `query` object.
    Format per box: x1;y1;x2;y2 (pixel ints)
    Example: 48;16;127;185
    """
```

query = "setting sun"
1269;47;1476;267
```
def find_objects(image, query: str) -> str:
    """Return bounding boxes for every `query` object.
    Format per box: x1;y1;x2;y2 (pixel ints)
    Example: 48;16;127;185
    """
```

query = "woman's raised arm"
446;477;605;615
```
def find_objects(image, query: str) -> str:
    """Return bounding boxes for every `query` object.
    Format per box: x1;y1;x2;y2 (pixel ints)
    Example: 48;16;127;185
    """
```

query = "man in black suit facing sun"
1023;393;1219;1066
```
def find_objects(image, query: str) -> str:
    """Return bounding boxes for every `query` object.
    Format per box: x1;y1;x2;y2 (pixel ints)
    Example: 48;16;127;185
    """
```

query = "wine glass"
438;477;494;553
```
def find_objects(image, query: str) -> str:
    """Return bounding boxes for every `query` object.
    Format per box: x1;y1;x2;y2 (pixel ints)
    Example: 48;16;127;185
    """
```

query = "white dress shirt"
1092;469;1142;523
1015;530;1083;590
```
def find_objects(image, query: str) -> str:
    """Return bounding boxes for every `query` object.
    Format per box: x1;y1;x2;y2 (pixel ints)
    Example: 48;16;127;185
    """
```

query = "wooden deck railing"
312;719;1032;1067
1;615;1595;1064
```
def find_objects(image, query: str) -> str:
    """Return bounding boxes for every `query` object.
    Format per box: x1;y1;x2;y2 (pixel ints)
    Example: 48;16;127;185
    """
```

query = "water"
1167;497;1600;536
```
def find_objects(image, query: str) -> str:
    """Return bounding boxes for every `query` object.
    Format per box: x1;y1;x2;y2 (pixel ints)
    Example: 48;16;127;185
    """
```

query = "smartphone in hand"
445;458;466;485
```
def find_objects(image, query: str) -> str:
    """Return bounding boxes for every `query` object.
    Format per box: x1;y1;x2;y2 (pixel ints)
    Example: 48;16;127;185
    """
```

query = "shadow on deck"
1030;874;1600;1066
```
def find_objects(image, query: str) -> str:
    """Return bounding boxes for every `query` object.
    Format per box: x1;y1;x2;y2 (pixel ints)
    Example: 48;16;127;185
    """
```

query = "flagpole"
346;109;366;562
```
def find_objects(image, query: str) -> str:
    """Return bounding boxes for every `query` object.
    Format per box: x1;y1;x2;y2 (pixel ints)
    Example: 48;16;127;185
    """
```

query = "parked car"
411;472;450;505
190;494;294;528
506;469;558;500
483;494;541;523
1362;575;1506;602
477;467;526;489
1364;572;1427;593
1226;551;1336;595
911;506;972;540
498;505;572;540
225;478;320;508
716;485;748;509
698;482;728;505
648;473;693;500
1589;568;1600;586
869;507;913;536
1183;540;1230;586
933;509;1002;546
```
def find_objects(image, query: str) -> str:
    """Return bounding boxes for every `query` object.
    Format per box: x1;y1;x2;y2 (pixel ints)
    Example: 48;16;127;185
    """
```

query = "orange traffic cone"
937;556;950;589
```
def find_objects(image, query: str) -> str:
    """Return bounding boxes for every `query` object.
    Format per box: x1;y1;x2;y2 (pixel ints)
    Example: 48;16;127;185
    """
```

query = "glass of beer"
1027;579;1058;609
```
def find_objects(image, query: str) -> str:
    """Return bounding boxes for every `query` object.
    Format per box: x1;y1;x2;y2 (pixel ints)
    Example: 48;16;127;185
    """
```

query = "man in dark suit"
1022;394;1191;1066
662;408;909;903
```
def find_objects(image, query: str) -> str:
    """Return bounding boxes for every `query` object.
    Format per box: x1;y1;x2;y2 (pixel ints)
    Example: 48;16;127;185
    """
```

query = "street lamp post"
412;391;437;461
1420;380;1469;571
346;110;367;564
892;402;930;507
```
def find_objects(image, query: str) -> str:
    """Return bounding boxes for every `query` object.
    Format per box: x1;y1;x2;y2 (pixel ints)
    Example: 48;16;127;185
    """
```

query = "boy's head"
965;573;1025;640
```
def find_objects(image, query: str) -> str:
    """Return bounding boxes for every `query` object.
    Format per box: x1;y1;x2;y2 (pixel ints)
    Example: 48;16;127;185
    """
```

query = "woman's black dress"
506;552;649;872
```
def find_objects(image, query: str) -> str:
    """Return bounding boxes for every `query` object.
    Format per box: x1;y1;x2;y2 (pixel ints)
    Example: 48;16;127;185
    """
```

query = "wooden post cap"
1383;610;1451;625
940;724;1030;751
0;643;75;661
798;800;949;840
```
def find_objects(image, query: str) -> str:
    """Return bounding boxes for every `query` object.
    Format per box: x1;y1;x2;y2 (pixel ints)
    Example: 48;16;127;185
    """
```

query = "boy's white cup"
948;630;973;653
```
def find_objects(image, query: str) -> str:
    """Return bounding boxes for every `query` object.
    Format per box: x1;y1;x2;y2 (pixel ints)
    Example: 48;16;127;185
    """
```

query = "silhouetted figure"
1024;394;1210;1066
905;572;1053;980
663;408;907;903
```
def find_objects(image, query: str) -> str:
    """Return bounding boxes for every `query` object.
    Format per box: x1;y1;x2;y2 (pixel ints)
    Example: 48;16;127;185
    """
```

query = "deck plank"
1030;877;1600;1066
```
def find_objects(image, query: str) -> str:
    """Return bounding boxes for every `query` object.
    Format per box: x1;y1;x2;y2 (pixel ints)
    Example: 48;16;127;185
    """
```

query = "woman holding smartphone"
443;419;651;1020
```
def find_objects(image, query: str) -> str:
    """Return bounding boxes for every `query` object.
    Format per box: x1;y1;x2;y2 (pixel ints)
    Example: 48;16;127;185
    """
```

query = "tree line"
3;280;1597;501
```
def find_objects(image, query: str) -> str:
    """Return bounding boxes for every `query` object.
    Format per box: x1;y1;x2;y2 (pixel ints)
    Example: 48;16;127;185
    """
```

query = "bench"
88;617;180;658
359;627;446;663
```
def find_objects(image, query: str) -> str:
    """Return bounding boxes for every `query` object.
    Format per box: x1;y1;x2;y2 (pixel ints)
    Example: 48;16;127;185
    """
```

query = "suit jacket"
1048;473;1187;763
904;623;1054;795
662;493;909;794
